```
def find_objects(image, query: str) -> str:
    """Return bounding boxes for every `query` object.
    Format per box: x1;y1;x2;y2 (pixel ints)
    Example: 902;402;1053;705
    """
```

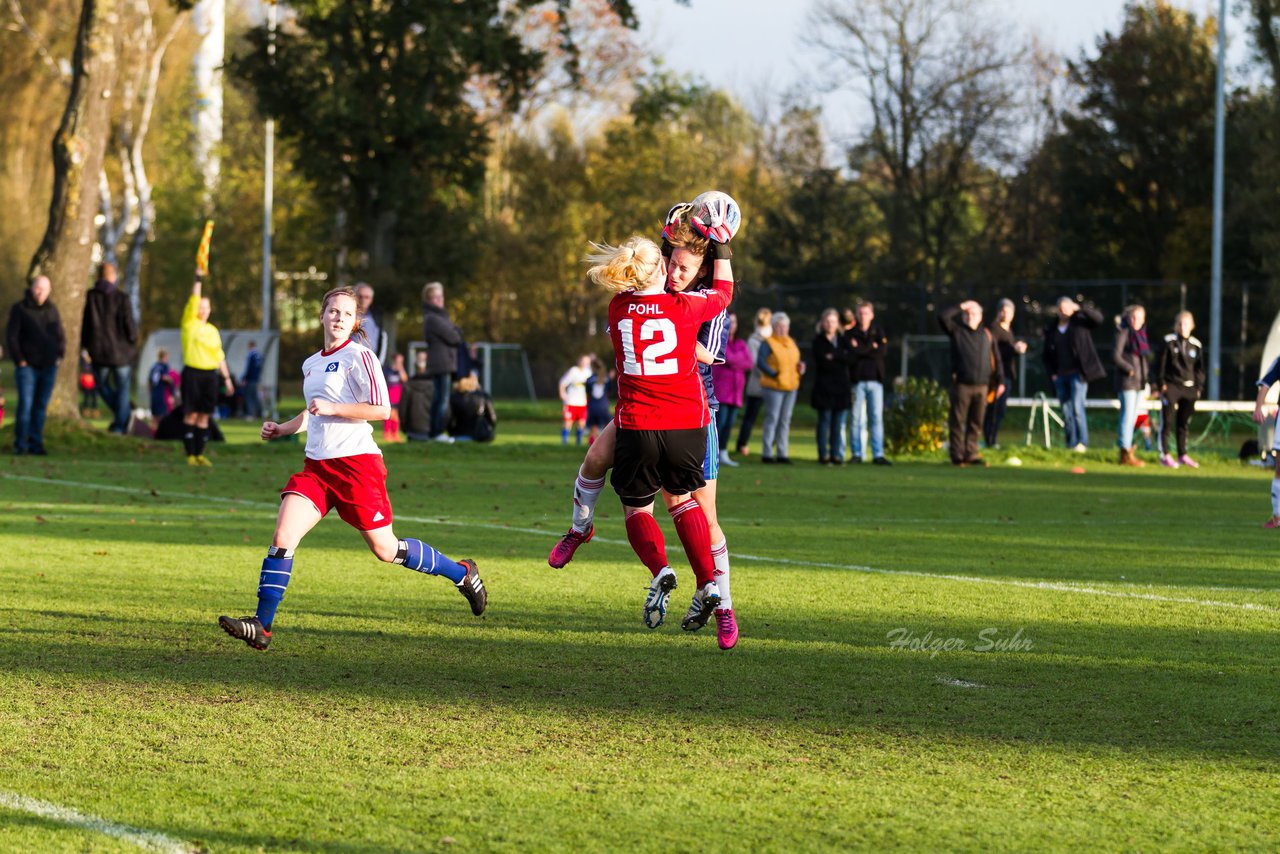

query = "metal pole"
1208;0;1227;399
261;1;277;332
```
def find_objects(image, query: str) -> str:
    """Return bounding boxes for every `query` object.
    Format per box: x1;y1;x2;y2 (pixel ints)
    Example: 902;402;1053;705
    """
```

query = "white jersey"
298;339;390;460
560;365;591;407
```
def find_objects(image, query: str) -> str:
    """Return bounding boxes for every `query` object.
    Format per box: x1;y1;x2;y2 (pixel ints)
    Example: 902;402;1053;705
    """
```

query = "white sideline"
0;791;194;853
3;472;1277;614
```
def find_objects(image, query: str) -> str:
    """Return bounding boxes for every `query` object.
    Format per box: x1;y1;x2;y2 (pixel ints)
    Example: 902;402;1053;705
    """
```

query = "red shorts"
283;454;393;531
563;404;587;422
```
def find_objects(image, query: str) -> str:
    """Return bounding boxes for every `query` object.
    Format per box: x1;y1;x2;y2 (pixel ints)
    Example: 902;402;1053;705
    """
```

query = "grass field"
1;407;1278;852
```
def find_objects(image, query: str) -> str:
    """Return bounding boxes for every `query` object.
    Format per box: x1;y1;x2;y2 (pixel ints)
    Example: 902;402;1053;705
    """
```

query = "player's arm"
1253;356;1280;423
263;410;308;440
695;343;714;365
309;399;392;422
218;358;234;395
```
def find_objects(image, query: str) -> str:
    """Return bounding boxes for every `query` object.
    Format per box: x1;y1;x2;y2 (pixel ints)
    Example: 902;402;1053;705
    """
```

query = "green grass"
0;410;1278;852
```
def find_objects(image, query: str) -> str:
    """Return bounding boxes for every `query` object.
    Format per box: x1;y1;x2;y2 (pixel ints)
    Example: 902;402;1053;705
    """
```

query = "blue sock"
561;427;570;444
255;547;294;628
396;538;466;583
574;427;583;445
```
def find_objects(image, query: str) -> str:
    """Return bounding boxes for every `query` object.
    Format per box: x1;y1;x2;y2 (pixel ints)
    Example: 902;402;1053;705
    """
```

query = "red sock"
624;511;669;578
670;498;714;586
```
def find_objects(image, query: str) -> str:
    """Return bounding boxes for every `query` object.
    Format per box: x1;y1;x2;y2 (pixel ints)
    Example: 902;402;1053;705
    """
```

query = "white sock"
572;465;605;533
1272;478;1280;517
711;539;731;609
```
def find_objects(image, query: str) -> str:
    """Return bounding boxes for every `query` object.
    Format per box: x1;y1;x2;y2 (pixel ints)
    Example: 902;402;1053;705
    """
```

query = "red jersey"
608;278;733;430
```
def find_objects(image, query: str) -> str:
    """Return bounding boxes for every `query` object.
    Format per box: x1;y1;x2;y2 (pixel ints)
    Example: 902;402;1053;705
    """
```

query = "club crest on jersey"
325;361;339;372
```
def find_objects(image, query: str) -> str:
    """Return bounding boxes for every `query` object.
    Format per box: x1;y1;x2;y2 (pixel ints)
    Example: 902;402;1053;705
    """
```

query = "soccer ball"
689;190;742;243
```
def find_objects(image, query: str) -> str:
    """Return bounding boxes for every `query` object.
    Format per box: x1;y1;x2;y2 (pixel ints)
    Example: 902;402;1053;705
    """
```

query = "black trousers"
950;383;988;464
1160;385;1198;457
982;383;1010;447
735;394;764;452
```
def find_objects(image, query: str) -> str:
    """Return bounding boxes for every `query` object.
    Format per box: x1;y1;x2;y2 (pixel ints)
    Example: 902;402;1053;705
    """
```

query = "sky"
629;0;1252;147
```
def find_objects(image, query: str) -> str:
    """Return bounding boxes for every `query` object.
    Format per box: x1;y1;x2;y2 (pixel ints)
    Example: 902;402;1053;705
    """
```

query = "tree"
1046;1;1218;281
813;0;1030;296
27;0;124;418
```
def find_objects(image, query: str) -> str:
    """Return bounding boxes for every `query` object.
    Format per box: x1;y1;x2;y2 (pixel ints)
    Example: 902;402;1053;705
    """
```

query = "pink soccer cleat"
715;608;738;650
1177;454;1200;469
1160;453;1180;469
1264;517;1280;529
548;525;593;568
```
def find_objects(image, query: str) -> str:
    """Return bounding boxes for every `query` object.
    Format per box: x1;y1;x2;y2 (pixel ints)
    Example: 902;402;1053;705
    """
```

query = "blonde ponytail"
586;236;663;294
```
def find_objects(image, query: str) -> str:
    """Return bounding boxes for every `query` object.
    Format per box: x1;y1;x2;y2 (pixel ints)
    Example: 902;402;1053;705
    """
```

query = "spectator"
1156;311;1206;469
6;274;65;456
559;354;592;445
1042;296;1105;452
1114;305;1150;467
983;298;1027;448
149;347;175;424
421;281;462;442
757;311;804;464
384;352;408;443
939;300;1004;467
584;357;614;446
355;282;389;363
811;308;852;465
80;262;138;434
846;300;891;465
734;307;772;457
712;312;752;467
78;349;98;418
241;340;264;420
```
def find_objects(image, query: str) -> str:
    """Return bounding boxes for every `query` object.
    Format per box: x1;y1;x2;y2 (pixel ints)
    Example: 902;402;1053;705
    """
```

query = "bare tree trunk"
29;0;122;419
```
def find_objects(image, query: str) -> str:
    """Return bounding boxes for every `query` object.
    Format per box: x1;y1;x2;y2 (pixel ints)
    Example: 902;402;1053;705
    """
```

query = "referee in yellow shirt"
181;278;234;466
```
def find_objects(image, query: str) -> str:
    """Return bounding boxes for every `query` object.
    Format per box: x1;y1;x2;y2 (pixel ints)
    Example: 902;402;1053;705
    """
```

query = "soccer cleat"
1177;454;1200;469
714;608;738;650
1264;516;1280;529
196;455;213;467
548;525;594;569
680;581;722;632
455;559;487;615
643;571;678;629
187;455;200;466
1160;453;1180;469
218;615;272;650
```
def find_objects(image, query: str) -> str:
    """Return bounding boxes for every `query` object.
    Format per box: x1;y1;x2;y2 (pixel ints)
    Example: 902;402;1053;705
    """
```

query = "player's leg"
1268;446;1280;528
1159;392;1178;467
613;429;676;627
1176;390;1198;467
574;413;586;446
561;406;572;444
548;420;616;567
219;493;323;649
362;524;487;615
659;428;718;626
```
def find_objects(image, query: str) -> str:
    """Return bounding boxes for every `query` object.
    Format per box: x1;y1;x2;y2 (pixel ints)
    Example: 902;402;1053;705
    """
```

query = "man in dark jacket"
1041;296;1105;451
845;301;891;465
6;275;66;455
939;301;1004;466
421;281;462;441
80;262;138;434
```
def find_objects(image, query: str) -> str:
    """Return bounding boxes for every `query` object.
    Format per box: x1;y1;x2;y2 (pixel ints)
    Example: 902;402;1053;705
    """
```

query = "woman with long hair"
1114;304;1150;466
218;287;487;650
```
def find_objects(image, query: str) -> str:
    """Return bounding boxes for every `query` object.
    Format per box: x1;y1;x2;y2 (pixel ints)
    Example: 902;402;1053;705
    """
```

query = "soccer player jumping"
585;213;734;643
218;287;487;650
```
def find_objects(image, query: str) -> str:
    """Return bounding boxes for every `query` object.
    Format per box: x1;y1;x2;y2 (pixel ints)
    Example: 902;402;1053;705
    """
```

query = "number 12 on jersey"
618;317;678;376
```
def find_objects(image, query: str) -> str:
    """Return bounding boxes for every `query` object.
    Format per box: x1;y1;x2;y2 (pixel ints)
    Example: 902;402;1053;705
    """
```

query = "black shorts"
611;427;707;507
181;367;219;415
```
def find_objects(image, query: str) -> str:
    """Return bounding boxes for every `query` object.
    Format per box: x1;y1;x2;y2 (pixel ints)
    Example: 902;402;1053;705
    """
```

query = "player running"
549;199;741;649
217;287;486;650
558;354;592;445
1253;353;1280;527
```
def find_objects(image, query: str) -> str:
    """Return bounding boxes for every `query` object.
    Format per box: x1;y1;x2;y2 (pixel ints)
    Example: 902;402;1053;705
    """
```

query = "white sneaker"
1072;443;1087;453
431;434;455;444
681;581;722;631
718;449;738;467
643;568;678;629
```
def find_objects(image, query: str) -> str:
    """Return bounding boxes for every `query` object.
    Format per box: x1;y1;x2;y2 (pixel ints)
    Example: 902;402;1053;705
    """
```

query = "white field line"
936;677;987;689
5;473;1278;614
0;791;194;853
